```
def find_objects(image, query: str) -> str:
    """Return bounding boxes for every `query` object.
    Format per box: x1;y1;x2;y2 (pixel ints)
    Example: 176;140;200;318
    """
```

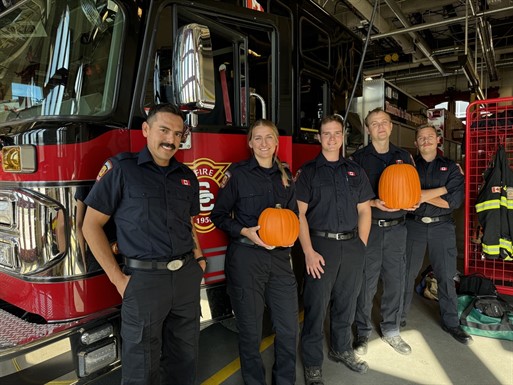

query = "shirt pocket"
126;185;165;223
312;177;333;199
239;189;265;216
128;184;163;199
168;185;194;217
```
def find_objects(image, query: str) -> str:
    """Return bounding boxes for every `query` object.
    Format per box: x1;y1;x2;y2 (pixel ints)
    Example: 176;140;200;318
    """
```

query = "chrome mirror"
173;23;215;112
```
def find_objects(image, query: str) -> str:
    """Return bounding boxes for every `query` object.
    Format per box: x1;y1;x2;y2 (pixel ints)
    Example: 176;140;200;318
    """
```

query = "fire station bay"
1;1;513;385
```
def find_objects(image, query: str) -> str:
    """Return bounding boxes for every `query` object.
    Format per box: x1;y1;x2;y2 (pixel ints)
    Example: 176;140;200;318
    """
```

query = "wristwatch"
196;256;207;265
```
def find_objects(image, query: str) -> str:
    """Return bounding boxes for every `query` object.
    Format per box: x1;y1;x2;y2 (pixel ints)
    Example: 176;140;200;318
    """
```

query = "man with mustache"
401;124;471;345
83;104;206;385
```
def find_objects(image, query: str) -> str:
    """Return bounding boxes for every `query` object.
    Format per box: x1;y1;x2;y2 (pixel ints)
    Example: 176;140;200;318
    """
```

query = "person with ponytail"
211;119;298;385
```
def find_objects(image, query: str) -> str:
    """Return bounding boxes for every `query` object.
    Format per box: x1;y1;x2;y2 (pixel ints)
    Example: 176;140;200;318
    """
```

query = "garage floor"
199;207;513;384
198;286;513;385
93;206;513;385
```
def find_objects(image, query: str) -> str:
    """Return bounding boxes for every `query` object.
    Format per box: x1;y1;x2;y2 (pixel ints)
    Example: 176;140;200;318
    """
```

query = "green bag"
458;295;513;341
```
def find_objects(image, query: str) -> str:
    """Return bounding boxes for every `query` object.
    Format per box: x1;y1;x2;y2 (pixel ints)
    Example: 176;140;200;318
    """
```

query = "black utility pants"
402;219;459;328
301;235;366;367
120;258;204;385
355;222;407;338
225;242;298;385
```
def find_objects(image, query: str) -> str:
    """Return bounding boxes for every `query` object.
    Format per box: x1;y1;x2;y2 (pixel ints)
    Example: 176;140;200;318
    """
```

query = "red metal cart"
465;97;513;295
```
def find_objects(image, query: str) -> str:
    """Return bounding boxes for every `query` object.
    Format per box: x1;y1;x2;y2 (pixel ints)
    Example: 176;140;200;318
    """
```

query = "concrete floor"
199;206;513;384
92;208;513;385
199;287;513;385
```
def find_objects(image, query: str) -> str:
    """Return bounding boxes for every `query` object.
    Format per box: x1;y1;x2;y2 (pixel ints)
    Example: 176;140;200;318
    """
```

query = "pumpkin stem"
275;204;282;209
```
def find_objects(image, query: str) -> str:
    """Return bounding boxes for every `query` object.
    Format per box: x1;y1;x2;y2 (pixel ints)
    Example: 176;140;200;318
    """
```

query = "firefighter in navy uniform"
351;108;414;356
401;124;472;345
296;115;373;385
211;120;298;385
82;104;206;385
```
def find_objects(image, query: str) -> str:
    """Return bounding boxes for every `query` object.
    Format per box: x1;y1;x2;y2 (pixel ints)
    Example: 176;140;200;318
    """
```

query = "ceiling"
316;0;513;98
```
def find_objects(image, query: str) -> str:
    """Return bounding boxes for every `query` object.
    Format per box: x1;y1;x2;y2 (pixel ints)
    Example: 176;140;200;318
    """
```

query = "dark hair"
318;114;344;134
146;103;184;124
146;103;188;139
364;107;391;127
415;124;439;139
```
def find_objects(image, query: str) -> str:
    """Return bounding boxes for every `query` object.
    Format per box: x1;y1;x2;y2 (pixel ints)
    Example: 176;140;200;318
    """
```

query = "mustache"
162;143;176;150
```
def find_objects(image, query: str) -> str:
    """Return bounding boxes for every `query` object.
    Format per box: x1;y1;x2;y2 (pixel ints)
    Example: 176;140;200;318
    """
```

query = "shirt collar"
315;152;346;168
416;153;446;164
249;156;279;173
137;146;181;171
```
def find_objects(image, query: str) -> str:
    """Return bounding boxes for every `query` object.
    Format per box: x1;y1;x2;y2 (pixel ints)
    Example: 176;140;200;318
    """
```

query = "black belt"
310;230;357;241
124;251;193;271
371;217;405;227
235;236;257;246
410;214;452;224
234;236;289;249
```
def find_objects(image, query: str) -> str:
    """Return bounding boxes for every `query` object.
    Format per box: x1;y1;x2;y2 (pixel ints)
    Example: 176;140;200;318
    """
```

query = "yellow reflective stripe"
482;243;500;255
500;238;512;249
503;196;513;209
476;199;500;212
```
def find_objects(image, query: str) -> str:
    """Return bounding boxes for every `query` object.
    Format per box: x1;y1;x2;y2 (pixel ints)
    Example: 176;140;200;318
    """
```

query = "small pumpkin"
378;163;421;209
258;204;300;247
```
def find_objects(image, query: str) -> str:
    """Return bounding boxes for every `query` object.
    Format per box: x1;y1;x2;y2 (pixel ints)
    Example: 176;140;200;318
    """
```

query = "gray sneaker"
304;366;324;385
354;335;369;355
382;335;412;355
328;350;368;374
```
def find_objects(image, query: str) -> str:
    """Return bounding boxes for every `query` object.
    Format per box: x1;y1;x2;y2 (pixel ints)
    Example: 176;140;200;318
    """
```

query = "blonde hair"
248;119;290;187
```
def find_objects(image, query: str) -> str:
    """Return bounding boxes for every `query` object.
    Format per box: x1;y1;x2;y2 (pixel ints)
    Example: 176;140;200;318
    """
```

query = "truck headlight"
77;340;118;377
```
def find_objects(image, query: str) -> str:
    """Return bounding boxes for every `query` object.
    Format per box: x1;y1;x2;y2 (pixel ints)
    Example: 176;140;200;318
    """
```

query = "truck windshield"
0;0;123;122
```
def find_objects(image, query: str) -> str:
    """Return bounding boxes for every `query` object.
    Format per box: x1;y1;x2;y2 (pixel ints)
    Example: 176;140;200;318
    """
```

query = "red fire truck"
0;0;360;382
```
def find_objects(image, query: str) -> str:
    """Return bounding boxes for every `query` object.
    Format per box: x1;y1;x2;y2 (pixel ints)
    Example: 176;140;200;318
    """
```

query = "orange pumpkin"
258;204;300;247
378;163;421;209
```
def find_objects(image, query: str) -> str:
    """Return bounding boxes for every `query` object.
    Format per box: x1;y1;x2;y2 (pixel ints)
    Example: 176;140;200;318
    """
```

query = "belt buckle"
166;259;184;271
335;233;343;240
377;219;386;227
421;216;432;224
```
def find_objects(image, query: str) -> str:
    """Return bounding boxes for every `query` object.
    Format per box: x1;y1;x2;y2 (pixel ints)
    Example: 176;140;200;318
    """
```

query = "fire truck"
0;0;360;383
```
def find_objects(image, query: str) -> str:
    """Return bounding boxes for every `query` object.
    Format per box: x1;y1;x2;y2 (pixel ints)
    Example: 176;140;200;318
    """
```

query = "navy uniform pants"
301;236;365;367
226;242;298;385
355;222;407;338
120;258;204;385
402;219;459;328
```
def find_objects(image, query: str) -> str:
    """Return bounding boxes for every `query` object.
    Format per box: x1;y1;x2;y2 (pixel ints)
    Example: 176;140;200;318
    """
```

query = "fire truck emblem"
186;158;231;233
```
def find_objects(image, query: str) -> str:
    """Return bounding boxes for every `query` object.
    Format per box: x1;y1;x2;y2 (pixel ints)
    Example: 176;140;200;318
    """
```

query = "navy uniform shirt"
413;154;464;217
295;153;374;233
350;142;414;219
85;146;200;259
211;157;298;239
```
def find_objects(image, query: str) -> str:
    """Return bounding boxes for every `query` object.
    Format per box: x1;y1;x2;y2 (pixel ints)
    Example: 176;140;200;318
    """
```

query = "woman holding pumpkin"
211;119;299;385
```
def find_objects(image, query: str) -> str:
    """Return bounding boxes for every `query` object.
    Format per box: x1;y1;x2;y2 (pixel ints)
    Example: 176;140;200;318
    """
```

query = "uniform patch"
440;166;448;171
96;160;113;181
181;179;191;186
491;186;501;193
219;171;232;188
347;171;356;176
